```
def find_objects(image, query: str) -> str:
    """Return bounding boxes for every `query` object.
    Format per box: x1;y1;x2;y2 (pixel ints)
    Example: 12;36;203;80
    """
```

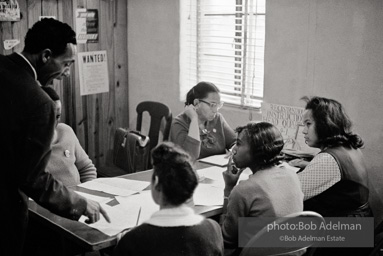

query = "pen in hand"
136;207;142;226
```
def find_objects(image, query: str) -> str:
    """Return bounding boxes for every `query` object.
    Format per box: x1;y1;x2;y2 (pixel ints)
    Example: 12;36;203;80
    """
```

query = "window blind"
180;0;266;108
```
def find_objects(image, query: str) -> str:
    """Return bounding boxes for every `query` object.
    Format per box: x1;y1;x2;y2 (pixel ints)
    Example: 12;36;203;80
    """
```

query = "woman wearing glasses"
170;81;236;161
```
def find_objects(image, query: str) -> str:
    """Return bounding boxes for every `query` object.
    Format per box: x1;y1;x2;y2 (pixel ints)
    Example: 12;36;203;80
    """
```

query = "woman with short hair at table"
170;81;236;161
222;122;304;256
42;86;96;186
113;142;224;256
298;96;372;256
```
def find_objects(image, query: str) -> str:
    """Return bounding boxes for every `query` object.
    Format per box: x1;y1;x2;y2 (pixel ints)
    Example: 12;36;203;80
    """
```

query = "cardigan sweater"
46;123;96;187
170;112;236;160
222;166;304;250
114;205;224;256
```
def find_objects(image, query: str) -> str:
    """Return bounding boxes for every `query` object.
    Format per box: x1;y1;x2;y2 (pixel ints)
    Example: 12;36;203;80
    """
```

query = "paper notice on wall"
3;39;19;50
78;50;109;96
75;8;99;44
0;0;20;21
261;102;304;149
39;16;56;20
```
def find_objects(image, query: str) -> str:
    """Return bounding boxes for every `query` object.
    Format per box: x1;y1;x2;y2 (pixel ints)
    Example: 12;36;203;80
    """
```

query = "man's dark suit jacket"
0;53;87;255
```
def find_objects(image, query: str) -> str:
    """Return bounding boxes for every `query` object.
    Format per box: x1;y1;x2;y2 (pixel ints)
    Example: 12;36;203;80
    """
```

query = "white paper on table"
78;178;150;196
197;166;226;181
79;203;141;236
74;191;113;204
197;166;252;188
116;191;158;225
193;183;224;206
198;154;229;167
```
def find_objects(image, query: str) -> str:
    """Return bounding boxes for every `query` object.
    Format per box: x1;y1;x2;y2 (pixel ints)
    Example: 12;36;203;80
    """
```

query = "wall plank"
114;0;129;129
0;16;14;55
58;0;75;126
12;0;28;52
83;0;99;164
27;0;42;27
99;0;115;166
72;0;88;152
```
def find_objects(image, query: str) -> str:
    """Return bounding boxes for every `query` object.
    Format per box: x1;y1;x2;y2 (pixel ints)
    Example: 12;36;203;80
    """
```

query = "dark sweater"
113;219;223;256
304;146;371;217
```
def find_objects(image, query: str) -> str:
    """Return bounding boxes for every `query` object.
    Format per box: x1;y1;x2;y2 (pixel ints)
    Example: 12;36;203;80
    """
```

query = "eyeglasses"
198;99;224;110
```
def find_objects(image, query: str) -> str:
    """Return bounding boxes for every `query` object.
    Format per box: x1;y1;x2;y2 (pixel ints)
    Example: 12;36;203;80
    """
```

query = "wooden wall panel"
58;0;75;127
83;0;99;164
27;0;42;27
12;0;27;52
0;16;13;55
99;0;115;165
114;0;128;129
72;0;87;150
0;0;129;168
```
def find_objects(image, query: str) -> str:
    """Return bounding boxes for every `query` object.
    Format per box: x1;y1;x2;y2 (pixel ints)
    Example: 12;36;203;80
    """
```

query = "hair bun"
151;143;172;165
151;142;190;166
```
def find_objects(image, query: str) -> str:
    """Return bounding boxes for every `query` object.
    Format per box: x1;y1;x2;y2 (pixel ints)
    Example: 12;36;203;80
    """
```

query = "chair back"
368;218;383;256
136;101;172;152
239;211;325;256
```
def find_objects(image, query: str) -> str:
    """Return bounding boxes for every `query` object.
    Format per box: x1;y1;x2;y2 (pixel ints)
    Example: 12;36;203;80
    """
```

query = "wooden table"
28;162;223;255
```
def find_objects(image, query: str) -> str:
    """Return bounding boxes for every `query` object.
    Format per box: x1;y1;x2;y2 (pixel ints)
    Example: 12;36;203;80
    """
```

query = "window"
180;0;266;108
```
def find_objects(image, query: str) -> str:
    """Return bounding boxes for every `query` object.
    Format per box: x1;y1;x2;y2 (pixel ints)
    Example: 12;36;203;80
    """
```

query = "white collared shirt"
145;204;204;227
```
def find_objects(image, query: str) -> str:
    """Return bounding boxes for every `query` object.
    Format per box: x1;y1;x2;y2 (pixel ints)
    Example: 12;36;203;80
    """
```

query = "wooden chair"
368;219;383;256
136;101;172;152
239;211;325;256
98;101;172;177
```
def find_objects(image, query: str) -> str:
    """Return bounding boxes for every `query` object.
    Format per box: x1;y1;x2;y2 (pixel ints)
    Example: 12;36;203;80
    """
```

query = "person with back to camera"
113;142;224;256
170;81;236;161
221;122;304;256
0;18;109;256
298;96;372;256
42;86;97;187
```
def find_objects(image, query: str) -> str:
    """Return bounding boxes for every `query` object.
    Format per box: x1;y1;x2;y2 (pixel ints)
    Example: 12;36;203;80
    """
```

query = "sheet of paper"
193;184;224;206
79;203;141;236
116;191;159;225
197;166;252;188
78;178;150;196
74;191;113;204
198;154;229;167
197;166;226;181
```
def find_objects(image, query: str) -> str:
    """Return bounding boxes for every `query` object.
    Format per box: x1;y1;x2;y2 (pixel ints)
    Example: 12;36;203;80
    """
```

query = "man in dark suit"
0;18;110;256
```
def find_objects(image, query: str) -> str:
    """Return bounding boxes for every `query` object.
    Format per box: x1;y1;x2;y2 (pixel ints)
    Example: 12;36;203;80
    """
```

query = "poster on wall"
261;102;304;150
75;8;99;44
262;102;320;155
78;50;109;96
0;0;21;21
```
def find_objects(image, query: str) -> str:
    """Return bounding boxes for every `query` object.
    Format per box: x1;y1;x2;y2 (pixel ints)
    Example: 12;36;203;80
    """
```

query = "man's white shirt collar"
16;52;38;81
